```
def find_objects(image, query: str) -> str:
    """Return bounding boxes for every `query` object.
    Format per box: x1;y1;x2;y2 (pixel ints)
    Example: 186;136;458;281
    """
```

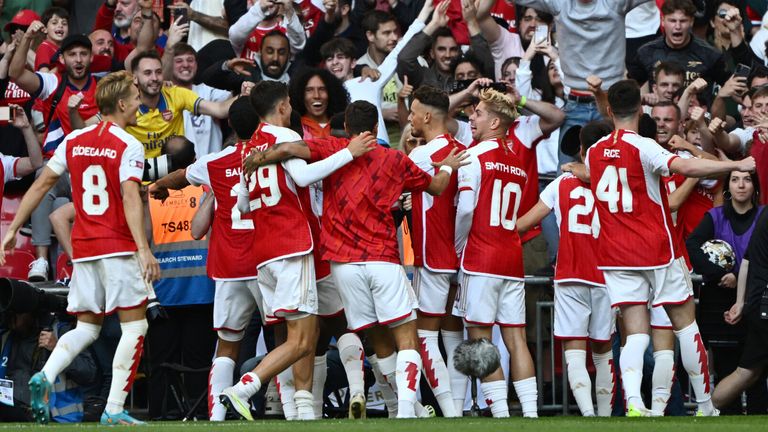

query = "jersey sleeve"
185;155;213;187
275;127;303;143
514;116;544;149
408;146;434;176
119;139;146;183
307;138;344;162
539;174;563;210
457;154;481;193
33;72;61;100
639;138;677;176
1;154;20;182
173;87;203;116
401;153;433;192
47;137;69;175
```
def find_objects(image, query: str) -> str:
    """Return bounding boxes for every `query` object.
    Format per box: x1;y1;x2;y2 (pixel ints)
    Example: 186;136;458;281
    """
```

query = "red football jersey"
240;21;288;61
47;122;145;262
507;116;546;243
409;134;464;271
0;153;20;215
242;123;314;267
307;137;432;264
457;139;527;279
540;173;605;285
185;142;259;280
586;129;680;269
751;132;768;206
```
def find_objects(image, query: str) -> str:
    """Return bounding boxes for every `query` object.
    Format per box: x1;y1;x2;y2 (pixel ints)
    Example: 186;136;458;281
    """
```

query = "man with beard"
163;39;232;157
357;11;402;125
92;0;163;63
127;51;237;158
9;27;102;282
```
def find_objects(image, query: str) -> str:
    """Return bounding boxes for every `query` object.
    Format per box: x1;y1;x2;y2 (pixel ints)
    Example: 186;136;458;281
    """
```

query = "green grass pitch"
0;417;765;431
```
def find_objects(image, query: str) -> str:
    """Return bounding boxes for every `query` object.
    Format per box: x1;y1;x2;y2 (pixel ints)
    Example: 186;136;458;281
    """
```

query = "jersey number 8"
82;165;109;216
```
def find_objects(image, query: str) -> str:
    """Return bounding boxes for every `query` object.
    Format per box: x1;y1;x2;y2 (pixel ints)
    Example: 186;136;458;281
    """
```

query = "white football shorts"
553;282;614;342
453;272;525;327
413;266;456;316
602;257;694;308
257;253;318;321
67;254;150;315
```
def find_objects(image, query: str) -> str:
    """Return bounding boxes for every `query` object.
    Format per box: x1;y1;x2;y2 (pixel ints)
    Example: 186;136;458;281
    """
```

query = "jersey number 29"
230;165;282;230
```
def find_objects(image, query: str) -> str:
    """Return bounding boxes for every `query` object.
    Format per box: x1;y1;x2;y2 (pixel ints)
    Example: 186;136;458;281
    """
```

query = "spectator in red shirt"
35;7;70;72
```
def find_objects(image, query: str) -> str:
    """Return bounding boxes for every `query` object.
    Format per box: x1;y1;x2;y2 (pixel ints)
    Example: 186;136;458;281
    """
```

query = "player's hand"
359;66;380;82
0;228;18;266
398;75;413;99
686;78;708;95
243;150;263;178
668;135;691;152
400;192;412;211
433;147;469;171
38;330;58;351
137;247;161;283
8;104;29;129
347;131;378;157
708;116;725;135
226;57;255;77
148;183;170;202
724;301;743;325
719;272;737;289
736;155;756;172
586;75;603;95
25;20;46;38
67;93;84;111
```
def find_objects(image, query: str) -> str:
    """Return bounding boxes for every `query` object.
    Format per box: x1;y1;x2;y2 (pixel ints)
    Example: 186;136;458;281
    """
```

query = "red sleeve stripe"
458;186;473;192
666;155;679;170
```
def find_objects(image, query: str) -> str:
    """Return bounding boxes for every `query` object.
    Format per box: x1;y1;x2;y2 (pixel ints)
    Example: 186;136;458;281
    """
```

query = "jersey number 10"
489;179;522;231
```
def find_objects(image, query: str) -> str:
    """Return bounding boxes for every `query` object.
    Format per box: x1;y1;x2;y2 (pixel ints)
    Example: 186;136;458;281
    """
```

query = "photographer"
712;205;768;411
0;308;96;422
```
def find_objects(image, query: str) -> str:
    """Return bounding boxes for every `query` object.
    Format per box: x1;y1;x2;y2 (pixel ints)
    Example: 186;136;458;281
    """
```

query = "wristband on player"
517;96;527;109
439;165;453;176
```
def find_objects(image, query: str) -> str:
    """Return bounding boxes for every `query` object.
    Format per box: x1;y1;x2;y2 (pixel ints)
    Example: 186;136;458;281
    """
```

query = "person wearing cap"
2;8;41;39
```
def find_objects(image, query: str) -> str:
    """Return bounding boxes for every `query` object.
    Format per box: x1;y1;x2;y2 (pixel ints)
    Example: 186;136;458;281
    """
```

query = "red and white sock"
395;349;422;418
418;330;458;417
311;355;327;419
674;322;714;414
209;357;235;421
105;319;148;415
651;350;675;416
42;321;100;383
441;330;466;415
480;380;509;418
369;354;398;418
592;351;615;417
337;333;365;397
277;368;298;420
513;377;538;418
620;333;649;411
565;350;594;416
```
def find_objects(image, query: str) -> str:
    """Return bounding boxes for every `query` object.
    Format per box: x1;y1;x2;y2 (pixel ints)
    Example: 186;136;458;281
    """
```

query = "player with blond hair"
1;70;160;425
454;89;539;418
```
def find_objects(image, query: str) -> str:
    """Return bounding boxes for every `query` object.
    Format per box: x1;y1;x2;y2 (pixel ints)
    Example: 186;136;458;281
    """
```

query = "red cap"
4;9;41;32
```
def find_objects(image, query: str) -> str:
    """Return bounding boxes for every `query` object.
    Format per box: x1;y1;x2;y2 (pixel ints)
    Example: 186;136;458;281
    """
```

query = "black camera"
0;278;68;315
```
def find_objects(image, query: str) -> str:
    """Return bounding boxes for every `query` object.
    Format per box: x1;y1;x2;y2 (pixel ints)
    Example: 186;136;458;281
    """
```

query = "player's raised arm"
243;141;312;177
669;154;755;178
282;132;378;187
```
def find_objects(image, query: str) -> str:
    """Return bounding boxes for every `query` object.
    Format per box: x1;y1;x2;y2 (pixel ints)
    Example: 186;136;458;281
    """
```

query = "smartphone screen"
174;8;188;25
735;63;751;79
0;106;11;122
534;25;549;44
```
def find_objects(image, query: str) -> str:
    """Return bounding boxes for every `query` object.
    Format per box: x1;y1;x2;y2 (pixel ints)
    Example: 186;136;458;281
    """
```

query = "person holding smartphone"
0;105;44;216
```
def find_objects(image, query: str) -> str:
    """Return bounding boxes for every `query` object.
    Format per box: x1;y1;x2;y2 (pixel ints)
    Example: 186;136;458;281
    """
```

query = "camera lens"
718;9;727;18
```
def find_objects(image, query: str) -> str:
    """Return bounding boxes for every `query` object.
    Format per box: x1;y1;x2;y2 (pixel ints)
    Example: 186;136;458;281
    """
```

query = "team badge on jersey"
161;110;173;122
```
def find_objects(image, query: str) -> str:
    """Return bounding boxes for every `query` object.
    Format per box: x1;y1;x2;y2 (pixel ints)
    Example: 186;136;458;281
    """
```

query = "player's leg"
650;307;676;417
658;258;714;415
414;267;458;417
588;285;615;417
366;327;400;418
555;283;594;416
498;279;537;418
209;279;257;421
466;325;509;418
440;305;466;416
604;270;651;416
367;262;422;418
273;322;298;420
